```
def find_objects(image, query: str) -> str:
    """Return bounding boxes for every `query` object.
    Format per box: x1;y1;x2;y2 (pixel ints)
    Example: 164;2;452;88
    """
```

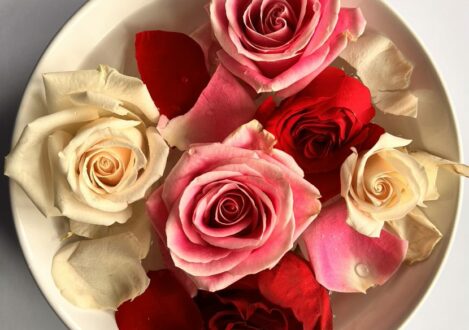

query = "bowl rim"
8;0;464;329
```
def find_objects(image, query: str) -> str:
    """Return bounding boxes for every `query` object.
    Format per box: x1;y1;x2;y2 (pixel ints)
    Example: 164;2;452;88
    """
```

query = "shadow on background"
0;1;86;329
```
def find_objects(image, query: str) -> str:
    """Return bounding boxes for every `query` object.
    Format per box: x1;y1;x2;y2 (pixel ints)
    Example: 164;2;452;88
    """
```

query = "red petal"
298;67;375;125
258;253;332;330
116;270;203;330
135;30;210;119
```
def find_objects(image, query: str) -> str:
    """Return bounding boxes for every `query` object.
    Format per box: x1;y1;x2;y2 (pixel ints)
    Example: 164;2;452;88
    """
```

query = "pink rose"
210;0;366;97
146;121;321;291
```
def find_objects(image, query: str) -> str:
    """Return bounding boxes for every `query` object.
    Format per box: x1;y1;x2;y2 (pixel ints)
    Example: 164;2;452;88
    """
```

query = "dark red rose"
116;270;203;330
195;252;332;330
256;67;384;201
116;253;332;330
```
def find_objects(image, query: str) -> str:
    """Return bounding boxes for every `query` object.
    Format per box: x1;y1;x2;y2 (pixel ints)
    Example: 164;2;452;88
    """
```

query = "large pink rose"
146;121;321;291
210;0;366;97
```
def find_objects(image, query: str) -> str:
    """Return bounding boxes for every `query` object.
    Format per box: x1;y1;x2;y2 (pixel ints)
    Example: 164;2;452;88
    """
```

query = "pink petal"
223;120;276;152
192;219;296;292
161;145;259;208
301;199;408;293
276;35;347;97
159;65;256;150
217;45;329;94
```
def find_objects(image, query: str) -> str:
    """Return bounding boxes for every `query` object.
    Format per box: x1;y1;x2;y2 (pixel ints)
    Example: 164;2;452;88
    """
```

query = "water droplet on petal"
355;263;370;278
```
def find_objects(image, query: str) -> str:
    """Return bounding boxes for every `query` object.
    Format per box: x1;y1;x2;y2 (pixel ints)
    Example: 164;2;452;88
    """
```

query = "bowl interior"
11;0;460;329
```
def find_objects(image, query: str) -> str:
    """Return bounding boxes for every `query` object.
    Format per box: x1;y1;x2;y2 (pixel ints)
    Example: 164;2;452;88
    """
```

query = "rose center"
212;191;250;226
262;2;297;33
81;145;133;190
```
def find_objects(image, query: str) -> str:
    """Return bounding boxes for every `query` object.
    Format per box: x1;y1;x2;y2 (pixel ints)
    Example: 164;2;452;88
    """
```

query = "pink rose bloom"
210;0;366;97
146;121;321;291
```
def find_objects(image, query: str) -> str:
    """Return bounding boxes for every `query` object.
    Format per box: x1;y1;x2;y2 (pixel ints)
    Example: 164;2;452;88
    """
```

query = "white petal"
43;65;159;122
410;151;469;201
340;32;418;117
69;202;151;258
4;108;100;217
374;90;418;118
111;127;169;204
387;207;442;263
51;232;149;310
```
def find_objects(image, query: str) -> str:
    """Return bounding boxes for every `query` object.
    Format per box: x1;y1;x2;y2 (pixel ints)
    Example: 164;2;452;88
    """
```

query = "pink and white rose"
210;0;366;97
146;120;321;291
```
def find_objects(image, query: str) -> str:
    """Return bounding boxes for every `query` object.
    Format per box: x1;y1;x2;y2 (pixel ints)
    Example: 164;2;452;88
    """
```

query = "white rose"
6;65;169;226
340;133;428;237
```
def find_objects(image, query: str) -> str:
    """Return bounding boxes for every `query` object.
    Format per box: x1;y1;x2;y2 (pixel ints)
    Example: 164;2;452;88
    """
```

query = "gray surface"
0;1;84;329
0;1;468;330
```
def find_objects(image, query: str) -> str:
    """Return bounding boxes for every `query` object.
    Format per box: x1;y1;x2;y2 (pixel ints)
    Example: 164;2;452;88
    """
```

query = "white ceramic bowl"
10;0;462;329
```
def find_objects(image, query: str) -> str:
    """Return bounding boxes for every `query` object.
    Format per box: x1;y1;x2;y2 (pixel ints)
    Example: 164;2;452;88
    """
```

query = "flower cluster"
5;0;469;328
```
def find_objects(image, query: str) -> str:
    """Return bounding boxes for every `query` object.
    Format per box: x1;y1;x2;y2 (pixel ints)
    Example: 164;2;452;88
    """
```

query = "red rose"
195;253;332;330
256;66;384;200
116;253;332;330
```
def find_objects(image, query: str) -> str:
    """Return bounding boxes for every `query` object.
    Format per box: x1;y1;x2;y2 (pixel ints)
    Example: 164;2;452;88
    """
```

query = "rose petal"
43;65;159;122
51;232;149;310
190;22;220;74
386;207;442;264
223;119;276;152
301;199;408;293
5;108;100;218
135;30;210;119
69;201;151;258
340;31;418;117
159;65;256;150
116;270;203;330
410;150;469;201
258;252;332;330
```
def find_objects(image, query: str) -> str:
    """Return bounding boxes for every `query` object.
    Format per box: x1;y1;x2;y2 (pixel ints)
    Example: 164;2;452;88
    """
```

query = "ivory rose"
340;133;428;237
210;0;366;96
146;120;321;291
5;65;169;226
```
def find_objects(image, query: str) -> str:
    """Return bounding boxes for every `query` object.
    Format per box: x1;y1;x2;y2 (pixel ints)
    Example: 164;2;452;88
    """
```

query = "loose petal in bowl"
340;31;418;117
386;207;442;264
159;65;257;150
301;199;407;293
51;232;149;310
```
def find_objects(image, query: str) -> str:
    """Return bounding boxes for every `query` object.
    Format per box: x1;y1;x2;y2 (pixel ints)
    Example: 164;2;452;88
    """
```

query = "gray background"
0;0;468;329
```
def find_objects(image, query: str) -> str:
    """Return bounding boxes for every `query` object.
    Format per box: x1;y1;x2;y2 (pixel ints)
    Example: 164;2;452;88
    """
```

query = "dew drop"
355;263;370;278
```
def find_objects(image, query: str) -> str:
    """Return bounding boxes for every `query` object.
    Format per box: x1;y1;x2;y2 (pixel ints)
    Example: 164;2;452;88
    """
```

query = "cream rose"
6;65;169;226
340;133;428;237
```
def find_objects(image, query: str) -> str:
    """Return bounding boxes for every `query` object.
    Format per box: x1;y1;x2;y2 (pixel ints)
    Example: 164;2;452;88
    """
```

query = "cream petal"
345;196;384;237
69;201;151;259
48;131;132;225
411;151;469;201
111;127;169;204
340;32;418;117
43;65;159;122
4;108;100;217
51;232;149;310
374;90;418;117
386;207;442;263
